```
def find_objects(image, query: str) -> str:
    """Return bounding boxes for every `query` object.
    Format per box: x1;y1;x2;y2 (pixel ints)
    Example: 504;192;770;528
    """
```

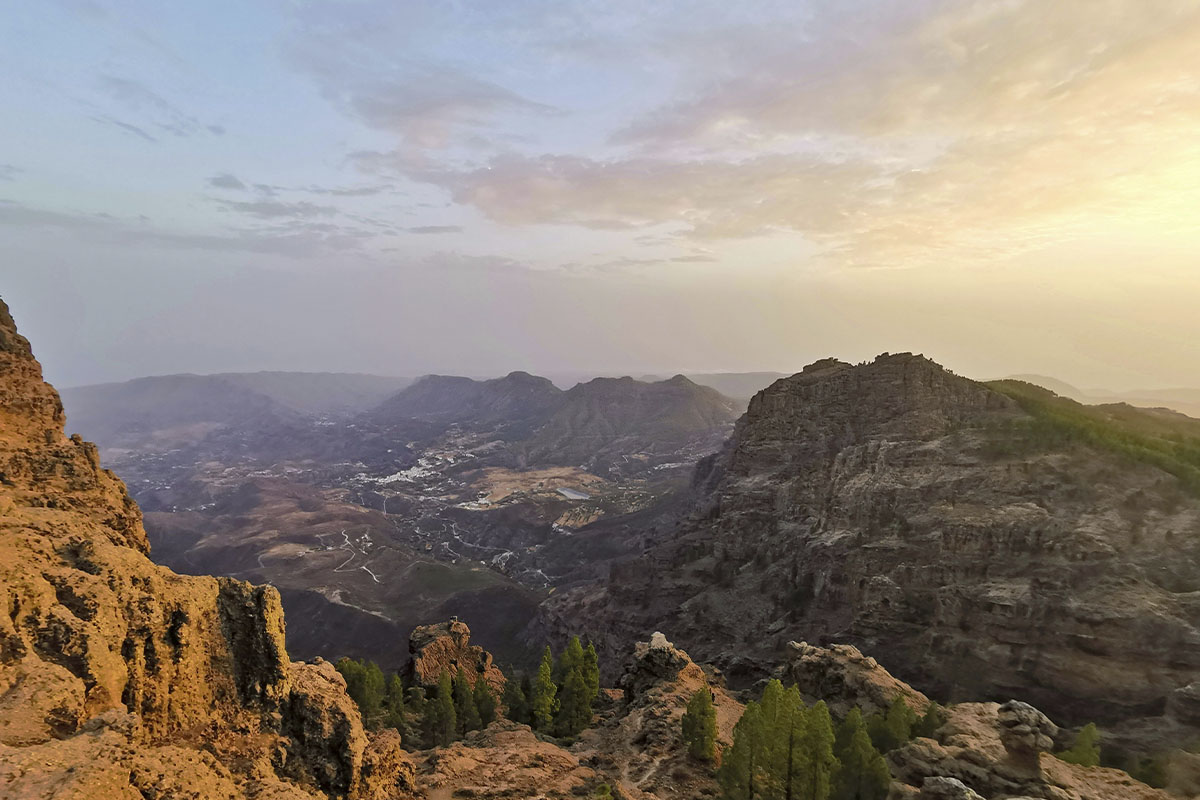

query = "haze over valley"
4;2;1200;799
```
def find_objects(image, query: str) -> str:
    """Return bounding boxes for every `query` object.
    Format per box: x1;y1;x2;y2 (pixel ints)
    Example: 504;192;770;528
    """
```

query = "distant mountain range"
371;371;565;438
372;371;740;472
1006;374;1200;419
61;371;414;448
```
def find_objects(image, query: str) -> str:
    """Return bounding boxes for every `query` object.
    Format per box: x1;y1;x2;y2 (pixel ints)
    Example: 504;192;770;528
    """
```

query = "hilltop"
540;353;1200;760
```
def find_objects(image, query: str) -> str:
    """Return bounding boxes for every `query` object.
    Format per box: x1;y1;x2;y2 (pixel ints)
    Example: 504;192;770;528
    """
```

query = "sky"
3;0;1199;391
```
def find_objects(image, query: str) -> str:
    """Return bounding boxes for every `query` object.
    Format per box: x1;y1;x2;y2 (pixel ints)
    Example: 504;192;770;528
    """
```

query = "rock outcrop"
413;719;600;798
405;619;505;695
777;637;1171;799
781;640;929;719
889;702;1172;800
541;353;1200;750
0;298;415;799
575;632;742;800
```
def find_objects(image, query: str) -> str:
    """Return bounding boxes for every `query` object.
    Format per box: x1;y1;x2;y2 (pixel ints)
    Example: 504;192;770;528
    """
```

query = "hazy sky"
3;1;1199;390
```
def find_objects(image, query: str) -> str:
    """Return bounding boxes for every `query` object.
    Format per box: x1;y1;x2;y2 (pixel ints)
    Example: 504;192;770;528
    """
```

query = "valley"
63;369;740;671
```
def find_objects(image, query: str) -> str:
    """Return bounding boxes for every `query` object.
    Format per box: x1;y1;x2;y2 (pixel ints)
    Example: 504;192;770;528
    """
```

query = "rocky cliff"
404;619;505;695
785;641;1178;800
539;353;1200;754
0;298;414;800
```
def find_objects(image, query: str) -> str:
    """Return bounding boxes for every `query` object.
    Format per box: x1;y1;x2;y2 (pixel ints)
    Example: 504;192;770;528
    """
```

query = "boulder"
405;619;505;696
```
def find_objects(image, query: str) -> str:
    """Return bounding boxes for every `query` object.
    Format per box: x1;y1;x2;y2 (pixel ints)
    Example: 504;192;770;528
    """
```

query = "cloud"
0;199;373;257
208;173;246;190
0;165;22;182
411;152;882;239
213;198;338;220
329;67;554;154
96;74;222;139
407;225;462;234
287;9;558;156
91;114;157;142
305;183;393;197
371;0;1200;268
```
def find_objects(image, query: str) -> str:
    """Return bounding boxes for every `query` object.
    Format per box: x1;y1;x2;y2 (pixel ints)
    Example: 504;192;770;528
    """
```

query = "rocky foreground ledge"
0;298;416;800
780;640;1182;800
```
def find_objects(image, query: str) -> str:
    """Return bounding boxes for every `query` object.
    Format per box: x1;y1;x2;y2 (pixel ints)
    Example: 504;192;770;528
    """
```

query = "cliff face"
541;354;1200;751
0;298;414;799
783;641;1177;800
404;619;506;695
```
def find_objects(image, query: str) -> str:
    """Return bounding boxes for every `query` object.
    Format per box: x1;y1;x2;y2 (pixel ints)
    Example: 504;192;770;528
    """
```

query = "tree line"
682;682;946;800
334;635;601;750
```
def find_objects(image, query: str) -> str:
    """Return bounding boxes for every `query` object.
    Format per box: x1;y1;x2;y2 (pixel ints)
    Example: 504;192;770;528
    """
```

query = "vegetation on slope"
987;379;1200;493
335;635;601;750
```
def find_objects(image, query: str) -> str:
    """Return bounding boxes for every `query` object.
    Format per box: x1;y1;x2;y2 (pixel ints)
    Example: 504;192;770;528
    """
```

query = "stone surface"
577;632;742;800
0;297;416;800
889;701;1172;800
540;353;1200;750
405;618;506;695
918;776;985;800
414;719;599;799
781;640;929;719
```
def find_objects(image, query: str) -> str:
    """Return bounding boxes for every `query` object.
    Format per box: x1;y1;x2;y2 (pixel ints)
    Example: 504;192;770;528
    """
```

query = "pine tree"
502;673;529;724
382;673;406;732
428;669;457;746
520;674;534;720
335;657;385;727
474;676;497;727
453;667;482;734
757;679;792;800
530;646;558;733
832;709;890;800
682;687;718;763
912;702;946;739
719;701;766;800
778;685;808;800
1056;723;1101;767
866;697;915;753
556;663;594;737
556;636;585;684
405;686;428;749
794;701;837;800
582;642;600;707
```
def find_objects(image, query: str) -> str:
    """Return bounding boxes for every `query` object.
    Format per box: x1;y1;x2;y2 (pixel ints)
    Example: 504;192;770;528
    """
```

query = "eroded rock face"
577;632;742;800
414;719;598;798
889;701;1171;800
283;659;416;800
781;640;929;719
918;776;985;800
0;298;413;800
998;700;1058;770
405;619;505;695
541;353;1200;749
618;631;694;702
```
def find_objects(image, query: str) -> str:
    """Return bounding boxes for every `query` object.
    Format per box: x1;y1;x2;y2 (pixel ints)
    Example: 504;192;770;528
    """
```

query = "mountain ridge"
539;352;1200;757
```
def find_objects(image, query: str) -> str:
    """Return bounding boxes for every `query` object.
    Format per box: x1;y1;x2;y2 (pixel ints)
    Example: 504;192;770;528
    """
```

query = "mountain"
368;371;740;473
370;371;565;437
2;296;1184;799
521;374;740;472
681;371;789;403
0;298;416;798
60;373;300;450
540;353;1200;756
631;371;790;404
61;371;411;450
1008;374;1200;420
216;371;411;416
